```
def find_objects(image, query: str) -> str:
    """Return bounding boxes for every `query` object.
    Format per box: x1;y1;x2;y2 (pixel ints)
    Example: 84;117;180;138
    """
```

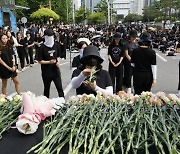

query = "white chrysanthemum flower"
16;119;39;134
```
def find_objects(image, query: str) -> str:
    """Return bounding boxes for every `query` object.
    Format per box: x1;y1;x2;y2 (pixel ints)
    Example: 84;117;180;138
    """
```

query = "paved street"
1;48;180;100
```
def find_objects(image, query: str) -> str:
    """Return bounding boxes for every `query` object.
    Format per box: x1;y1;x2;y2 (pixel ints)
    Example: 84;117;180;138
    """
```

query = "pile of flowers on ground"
0;94;22;138
27;91;180;154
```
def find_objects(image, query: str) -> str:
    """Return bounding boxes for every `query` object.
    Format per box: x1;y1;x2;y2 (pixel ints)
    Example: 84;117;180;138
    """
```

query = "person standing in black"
123;30;139;93
108;32;125;93
59;30;67;59
16;32;26;71
34;32;43;61
0;34;21;96
131;32;157;95
24;31;34;67
38;29;64;98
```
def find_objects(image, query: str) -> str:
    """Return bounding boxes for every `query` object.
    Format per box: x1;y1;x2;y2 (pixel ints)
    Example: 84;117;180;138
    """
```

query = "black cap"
44;29;54;36
113;32;121;39
129;30;138;37
80;45;104;64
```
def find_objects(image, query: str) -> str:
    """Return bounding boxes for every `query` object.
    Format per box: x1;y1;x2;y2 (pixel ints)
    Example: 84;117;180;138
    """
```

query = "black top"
24;37;34;49
108;44;125;64
72;69;112;95
72;55;82;69
124;41;139;56
34;37;44;48
38;43;61;77
17;38;25;52
0;46;16;79
131;47;156;73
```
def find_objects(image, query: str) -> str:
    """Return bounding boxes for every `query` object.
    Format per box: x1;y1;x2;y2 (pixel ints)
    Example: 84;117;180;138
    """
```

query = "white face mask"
44;36;54;48
79;49;84;58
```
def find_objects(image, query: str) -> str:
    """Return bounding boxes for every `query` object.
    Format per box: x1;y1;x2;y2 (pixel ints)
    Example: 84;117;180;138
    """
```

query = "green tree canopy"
88;12;106;24
75;6;90;24
30;8;59;22
123;14;143;23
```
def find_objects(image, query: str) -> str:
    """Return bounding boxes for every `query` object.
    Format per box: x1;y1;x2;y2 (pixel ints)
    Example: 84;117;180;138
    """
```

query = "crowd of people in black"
0;21;180;97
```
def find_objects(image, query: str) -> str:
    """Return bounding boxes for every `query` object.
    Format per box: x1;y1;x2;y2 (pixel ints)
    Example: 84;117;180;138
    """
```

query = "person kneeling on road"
71;45;113;96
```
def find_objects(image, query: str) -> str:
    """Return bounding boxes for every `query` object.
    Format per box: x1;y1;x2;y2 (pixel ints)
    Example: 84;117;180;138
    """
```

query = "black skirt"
0;66;17;79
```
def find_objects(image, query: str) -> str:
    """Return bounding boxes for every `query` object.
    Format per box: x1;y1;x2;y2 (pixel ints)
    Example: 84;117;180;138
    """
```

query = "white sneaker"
127;88;132;94
16;70;20;73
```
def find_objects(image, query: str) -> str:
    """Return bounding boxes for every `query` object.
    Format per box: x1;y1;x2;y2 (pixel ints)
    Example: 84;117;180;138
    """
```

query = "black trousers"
123;59;133;88
60;45;66;59
133;72;153;95
25;48;34;65
42;75;64;98
109;63;123;93
178;61;180;90
17;49;25;69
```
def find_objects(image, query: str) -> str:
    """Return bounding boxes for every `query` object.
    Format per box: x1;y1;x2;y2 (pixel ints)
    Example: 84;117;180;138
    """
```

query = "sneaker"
30;64;33;67
16;70;20;73
21;68;25;72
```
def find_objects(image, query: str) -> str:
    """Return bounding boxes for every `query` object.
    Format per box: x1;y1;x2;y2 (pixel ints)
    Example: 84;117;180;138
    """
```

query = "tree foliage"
88;12;106;24
30;7;59;23
51;0;72;23
75;6;90;24
143;0;180;22
95;0;108;20
15;0;71;22
123;14;143;23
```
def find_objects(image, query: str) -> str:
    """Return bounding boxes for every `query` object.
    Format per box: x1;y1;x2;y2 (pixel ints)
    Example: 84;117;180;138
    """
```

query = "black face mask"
85;57;99;67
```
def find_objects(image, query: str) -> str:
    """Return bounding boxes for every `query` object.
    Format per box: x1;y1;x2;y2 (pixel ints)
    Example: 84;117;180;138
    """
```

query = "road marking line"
156;53;167;62
64;83;72;96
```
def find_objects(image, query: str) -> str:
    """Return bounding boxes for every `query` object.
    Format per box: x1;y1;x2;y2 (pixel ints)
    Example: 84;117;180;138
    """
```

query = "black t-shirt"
108;44;125;64
24;37;34;49
34;37;44;48
0;46;16;79
72;55;82;69
17;38;25;52
131;47;156;73
38;43;60;77
124;41;139;56
72;69;112;95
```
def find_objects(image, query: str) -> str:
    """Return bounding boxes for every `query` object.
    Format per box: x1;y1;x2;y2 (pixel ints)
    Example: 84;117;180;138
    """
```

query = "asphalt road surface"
1;48;180;100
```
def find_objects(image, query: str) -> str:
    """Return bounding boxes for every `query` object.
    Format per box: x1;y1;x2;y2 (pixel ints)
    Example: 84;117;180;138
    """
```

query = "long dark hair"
109;38;122;46
0;33;13;52
6;30;14;46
